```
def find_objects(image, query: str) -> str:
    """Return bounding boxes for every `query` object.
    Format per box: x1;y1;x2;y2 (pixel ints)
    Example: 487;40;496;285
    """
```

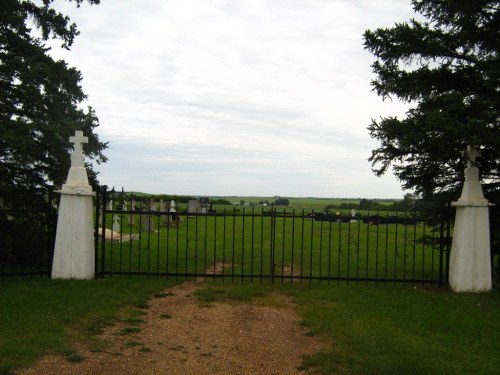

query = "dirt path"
18;282;326;374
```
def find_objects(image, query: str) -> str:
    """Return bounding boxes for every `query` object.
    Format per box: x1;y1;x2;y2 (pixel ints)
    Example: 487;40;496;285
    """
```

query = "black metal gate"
95;186;453;286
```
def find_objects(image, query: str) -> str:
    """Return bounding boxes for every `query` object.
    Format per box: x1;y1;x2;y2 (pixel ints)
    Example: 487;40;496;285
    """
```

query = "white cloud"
48;0;417;198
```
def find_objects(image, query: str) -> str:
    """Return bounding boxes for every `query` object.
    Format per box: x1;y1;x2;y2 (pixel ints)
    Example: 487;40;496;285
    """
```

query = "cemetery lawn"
1;279;499;375
0;277;173;375
190;283;500;375
288;284;500;375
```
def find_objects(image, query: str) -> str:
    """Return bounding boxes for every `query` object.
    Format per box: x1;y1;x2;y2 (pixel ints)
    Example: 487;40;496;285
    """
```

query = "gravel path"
18;282;326;374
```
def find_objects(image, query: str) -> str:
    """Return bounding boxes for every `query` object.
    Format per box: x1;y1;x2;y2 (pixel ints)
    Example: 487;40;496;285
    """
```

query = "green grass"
289;285;500;375
57;348;86;363
0;278;175;374
184;282;500;375
2;278;498;375
99;212;445;285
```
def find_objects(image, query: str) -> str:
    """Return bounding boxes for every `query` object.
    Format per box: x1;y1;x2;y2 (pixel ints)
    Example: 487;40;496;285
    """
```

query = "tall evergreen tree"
363;0;500;199
0;0;106;208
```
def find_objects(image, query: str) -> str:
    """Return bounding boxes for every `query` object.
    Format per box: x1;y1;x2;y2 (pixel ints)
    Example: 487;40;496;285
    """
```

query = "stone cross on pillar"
449;145;492;292
465;145;480;168
52;130;95;280
70;131;88;168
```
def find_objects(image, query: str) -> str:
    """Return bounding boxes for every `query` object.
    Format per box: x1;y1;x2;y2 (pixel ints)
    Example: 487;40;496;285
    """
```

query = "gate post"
449;146;493;292
51;131;95;280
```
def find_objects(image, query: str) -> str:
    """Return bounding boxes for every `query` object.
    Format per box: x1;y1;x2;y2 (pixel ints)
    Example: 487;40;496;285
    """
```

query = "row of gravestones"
98;199;178;231
105;212;179;232
105;199;176;213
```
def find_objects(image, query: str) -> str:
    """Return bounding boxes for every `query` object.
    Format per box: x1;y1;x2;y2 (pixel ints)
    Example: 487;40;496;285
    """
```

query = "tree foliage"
0;0;106;208
274;197;290;206
363;0;500;199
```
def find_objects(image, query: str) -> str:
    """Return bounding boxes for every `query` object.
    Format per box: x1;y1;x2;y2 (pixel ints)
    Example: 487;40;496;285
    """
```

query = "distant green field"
121;192;399;211
200;196;398;211
222;197;361;209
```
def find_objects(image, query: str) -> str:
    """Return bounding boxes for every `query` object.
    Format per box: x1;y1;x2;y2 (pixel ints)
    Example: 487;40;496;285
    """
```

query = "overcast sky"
48;0;418;198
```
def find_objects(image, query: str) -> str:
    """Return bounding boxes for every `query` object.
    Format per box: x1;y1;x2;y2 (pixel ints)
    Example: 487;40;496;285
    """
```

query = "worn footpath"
18;281;327;375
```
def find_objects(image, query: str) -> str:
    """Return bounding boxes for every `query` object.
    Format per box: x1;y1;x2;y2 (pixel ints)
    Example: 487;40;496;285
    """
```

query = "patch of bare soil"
17;281;326;375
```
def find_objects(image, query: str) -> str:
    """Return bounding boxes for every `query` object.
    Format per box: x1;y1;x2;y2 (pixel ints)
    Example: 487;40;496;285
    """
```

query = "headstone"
112;215;120;233
142;214;153;232
449;145;493;292
188;199;198;214
188;198;208;214
51;131;95;279
350;209;358;222
167;200;178;227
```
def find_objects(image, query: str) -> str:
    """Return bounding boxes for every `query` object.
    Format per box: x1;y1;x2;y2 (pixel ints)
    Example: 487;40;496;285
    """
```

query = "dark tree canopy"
0;0;106;208
363;0;500;199
274;197;290;206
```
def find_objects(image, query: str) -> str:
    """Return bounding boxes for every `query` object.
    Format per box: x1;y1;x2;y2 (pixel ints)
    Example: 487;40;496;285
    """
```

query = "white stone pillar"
51;131;95;279
449;146;493;292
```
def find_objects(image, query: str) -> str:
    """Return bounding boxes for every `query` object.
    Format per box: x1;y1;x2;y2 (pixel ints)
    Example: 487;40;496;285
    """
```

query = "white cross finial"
69;131;88;167
464;145;480;168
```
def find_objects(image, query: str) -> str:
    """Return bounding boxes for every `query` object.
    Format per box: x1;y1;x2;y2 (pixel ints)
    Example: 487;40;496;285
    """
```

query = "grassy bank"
1;279;498;374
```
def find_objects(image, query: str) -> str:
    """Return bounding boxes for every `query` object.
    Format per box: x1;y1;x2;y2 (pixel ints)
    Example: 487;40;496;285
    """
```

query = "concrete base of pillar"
51;190;95;280
449;205;492;292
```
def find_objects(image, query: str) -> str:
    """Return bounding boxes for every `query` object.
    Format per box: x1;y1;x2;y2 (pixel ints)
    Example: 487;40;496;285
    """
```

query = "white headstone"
113;215;120;233
449;145;493;292
51;130;95;279
142;214;153;232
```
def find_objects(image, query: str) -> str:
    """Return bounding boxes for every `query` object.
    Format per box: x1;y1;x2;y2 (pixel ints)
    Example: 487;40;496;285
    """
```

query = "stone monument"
112;215;121;233
167;199;178;227
449;146;493;292
51;131;95;279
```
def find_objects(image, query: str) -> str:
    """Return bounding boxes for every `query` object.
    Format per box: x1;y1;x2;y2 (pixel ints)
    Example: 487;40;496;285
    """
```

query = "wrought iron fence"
96;187;452;286
3;186;498;286
0;189;57;278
